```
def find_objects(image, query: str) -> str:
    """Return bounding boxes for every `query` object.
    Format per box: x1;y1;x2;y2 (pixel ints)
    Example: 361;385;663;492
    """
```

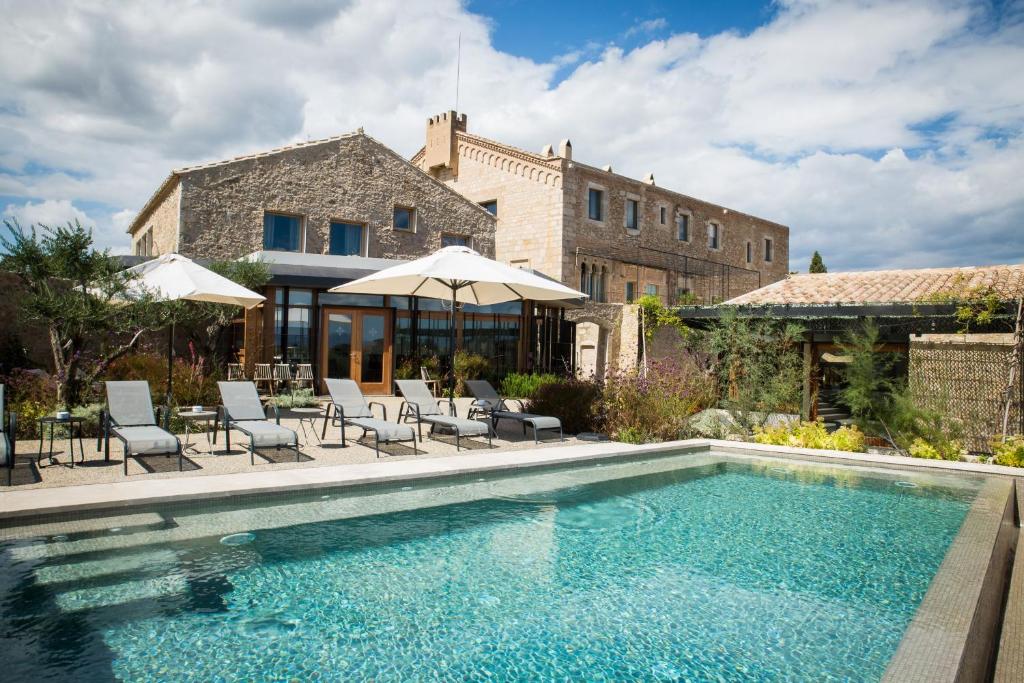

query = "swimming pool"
0;451;996;681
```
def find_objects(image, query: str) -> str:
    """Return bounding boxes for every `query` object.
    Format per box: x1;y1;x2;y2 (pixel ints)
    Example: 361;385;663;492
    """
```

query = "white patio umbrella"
124;253;265;424
329;246;586;397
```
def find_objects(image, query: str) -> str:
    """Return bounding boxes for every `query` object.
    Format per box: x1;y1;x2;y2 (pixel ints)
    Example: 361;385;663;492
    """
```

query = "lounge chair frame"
101;381;183;476
465;380;564;445
395;380;493;451
320;382;418;458
219;381;301;465
1;385;16;486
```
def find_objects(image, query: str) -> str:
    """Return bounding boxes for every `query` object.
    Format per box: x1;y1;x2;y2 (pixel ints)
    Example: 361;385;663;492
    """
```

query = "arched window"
580;263;589;295
589;266;597;299
600;266;608;303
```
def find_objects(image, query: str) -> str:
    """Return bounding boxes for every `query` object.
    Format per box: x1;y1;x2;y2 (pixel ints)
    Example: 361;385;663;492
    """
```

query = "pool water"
0;457;977;681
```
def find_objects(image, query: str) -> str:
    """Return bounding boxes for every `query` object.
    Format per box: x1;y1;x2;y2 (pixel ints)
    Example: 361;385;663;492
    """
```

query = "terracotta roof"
725;264;1024;306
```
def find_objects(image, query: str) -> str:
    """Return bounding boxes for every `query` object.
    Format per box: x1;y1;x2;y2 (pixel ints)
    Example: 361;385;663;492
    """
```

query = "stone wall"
175;133;495;261
131;183;180;256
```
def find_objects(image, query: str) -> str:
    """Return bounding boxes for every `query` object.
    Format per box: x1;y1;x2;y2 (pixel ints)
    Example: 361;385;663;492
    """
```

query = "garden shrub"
395;354;440;381
2;368;59;438
527;377;603;434
268;389;319;409
71;402;105;438
907;437;963;461
499;372;558;399
603;357;716;442
754;420;866;452
991;436;1024;467
104;347;221;407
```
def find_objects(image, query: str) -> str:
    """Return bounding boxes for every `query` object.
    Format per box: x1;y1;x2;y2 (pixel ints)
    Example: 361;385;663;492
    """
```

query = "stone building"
127;131;511;394
412;111;790;376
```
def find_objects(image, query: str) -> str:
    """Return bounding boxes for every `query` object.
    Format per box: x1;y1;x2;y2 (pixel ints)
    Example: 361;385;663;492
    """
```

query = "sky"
0;0;1022;272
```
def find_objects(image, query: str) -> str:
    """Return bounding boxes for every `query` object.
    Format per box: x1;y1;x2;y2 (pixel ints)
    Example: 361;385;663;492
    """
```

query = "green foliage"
71;402;105;438
754;420;866;452
908;437;963;461
499;372;558;399
675;291;701;306
636;294;689;341
0;220;167;407
268;389;319;409
919;274;1011;333
453;350;489;396
809;251;827;273
527;378;603;434
992;436;1024;467
104;349;222;407
699;310;804;432
2;368;58;438
395;354;440;380
603;357;716;443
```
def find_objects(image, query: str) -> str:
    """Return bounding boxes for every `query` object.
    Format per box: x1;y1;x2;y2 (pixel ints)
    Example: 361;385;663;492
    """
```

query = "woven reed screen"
909;340;1022;453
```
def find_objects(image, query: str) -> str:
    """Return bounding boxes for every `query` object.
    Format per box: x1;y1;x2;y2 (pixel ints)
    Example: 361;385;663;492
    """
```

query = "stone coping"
994;480;1024;682
3;437;1022;521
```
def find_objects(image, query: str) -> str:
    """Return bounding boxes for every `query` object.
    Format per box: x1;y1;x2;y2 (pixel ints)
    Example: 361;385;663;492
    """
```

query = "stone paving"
6;397;577;490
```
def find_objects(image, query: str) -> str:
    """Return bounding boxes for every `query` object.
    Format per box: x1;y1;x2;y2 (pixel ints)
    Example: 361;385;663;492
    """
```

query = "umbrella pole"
447;284;457;405
165;320;174;430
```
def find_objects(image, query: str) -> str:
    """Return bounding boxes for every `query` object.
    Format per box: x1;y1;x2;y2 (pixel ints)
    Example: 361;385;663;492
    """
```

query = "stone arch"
567;312;616;379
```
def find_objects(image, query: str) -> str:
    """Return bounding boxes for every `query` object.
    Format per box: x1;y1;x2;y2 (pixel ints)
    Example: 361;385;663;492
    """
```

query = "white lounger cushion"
347;418;415;442
113;426;178;455
423;415;490;436
234;421;297;448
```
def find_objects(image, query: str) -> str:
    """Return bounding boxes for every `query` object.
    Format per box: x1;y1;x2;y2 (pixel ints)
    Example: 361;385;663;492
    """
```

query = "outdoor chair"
395;379;492;451
253;363;275;396
218;381;301;465
420;366;441;397
465;380;563;444
321;378;417;457
1;385;17;486
293;363;314;391
274;363;292;393
102;381;183;476
226;363;246;381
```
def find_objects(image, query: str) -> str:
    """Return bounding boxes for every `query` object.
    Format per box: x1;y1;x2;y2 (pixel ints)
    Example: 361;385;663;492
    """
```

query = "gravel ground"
7;397;577;490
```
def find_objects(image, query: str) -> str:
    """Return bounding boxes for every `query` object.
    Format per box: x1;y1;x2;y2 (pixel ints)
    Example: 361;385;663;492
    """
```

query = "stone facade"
128;132;496;261
413;111;790;373
131;183;180;256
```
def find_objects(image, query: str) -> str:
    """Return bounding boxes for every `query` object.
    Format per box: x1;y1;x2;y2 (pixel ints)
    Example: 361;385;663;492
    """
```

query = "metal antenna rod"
455;32;461;111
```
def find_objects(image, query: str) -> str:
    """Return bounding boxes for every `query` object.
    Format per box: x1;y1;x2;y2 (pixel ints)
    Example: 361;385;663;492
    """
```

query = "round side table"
177;410;219;454
37;416;86;468
289;407;324;447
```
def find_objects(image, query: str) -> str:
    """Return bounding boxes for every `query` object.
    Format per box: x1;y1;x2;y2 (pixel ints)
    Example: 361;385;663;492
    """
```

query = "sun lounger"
465;380;563;444
1;385;16;486
322;378;417;457
218;381;301;465
103;381;183;476
395;379;492;450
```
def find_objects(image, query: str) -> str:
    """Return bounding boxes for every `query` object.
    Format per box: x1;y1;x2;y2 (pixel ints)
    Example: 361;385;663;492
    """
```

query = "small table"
290;407;324;447
37;416;86;468
177;410;219;454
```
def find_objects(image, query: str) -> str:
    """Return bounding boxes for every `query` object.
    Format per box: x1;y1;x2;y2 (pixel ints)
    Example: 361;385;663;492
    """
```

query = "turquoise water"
1;459;976;681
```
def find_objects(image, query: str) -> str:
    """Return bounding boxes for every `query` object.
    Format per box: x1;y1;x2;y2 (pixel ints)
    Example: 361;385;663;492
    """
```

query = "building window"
588;188;604;221
274;287;313;365
625;281;636;303
441;234;472;248
328;221;365;256
660;206;667;225
480;200;497;215
707;222;721;250
393;206;415;231
135;227;154;256
580;263;590;296
764;237;774;262
598;266;607;303
677;214;689;242
625;199;639;230
746;241;752;264
263;212;303;252
644;284;658;297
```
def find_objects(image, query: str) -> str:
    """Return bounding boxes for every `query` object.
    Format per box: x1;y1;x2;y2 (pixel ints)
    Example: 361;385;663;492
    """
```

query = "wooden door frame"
319;307;393;395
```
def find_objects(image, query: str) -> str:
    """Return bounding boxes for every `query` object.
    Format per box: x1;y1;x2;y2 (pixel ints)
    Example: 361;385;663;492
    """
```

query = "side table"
37;416;86;468
290;407;324;447
177;410;219;455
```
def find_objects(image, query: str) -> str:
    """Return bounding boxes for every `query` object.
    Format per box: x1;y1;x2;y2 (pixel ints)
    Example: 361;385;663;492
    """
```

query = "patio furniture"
322;379;417;457
465;380;563;444
421;366;441;397
395;379;492;451
37;415;86;468
177;408;219;454
218;381;301;465
290;406;324;447
293;363;314;391
274;363;292;393
253;364;275;395
1;385;16;487
227;363;246;381
103;381;183;476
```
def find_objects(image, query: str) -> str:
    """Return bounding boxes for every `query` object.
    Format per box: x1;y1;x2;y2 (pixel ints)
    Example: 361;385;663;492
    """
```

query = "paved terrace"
6;397;578;491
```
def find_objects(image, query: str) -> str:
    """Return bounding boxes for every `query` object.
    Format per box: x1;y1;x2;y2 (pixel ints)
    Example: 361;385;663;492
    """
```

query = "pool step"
54;573;190;613
34;548;179;586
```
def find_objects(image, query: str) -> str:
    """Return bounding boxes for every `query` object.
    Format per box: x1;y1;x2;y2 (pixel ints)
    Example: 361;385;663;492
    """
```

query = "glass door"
320;308;392;395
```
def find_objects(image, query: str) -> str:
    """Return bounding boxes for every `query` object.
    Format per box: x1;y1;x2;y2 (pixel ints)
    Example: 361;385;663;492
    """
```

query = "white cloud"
2;199;130;253
625;18;668;38
0;0;1021;271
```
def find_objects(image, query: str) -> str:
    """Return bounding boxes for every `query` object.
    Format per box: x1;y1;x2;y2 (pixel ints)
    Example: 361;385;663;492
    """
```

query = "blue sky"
0;0;1022;271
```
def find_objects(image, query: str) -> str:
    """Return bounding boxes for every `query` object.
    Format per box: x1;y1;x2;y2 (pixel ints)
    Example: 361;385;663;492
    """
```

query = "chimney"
643;172;655;185
424;111;467;175
541;144;554;157
559;139;572;160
